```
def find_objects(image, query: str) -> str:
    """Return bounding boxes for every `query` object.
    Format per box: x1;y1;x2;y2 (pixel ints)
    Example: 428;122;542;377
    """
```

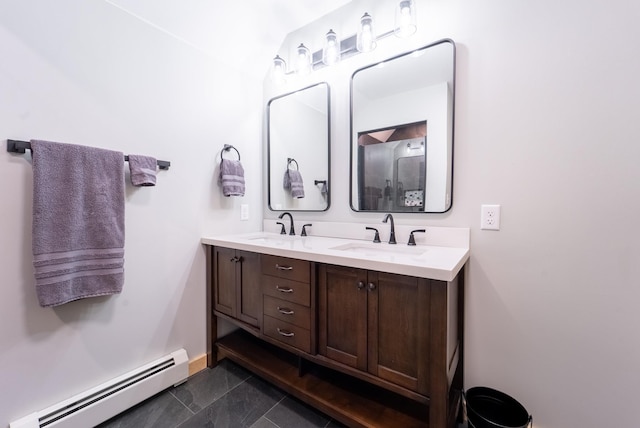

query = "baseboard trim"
188;354;207;376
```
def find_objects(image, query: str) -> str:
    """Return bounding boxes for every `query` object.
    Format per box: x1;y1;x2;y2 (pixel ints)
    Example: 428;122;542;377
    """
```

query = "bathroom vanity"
202;226;468;428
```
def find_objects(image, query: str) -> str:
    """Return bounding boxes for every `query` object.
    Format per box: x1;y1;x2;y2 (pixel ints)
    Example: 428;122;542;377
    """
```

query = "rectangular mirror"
268;82;330;211
350;39;455;213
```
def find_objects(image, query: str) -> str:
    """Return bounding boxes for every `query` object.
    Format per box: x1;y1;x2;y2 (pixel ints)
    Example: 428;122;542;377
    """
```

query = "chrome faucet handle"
301;224;312;236
407;229;426;246
276;222;286;235
365;227;381;243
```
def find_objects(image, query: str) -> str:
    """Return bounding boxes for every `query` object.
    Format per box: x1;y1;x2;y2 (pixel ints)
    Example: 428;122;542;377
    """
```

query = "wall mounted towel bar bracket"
6;139;171;170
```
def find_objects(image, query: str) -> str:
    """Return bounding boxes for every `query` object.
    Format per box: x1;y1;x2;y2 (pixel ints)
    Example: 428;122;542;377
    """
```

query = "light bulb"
395;0;417;38
357;13;376;53
322;29;340;66
272;55;286;84
296;43;312;75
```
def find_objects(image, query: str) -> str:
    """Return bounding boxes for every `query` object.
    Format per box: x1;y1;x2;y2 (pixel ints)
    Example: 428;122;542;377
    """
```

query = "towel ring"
287;157;299;170
222;144;241;161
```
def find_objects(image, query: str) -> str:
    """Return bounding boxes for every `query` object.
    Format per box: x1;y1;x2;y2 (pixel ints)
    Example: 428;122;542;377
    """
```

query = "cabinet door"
368;272;430;395
213;248;261;329
236;250;261;328
318;265;368;371
213;246;237;318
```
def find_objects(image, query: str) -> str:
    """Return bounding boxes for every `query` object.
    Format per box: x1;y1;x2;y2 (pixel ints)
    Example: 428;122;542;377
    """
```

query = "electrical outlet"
240;204;249;221
481;204;500;230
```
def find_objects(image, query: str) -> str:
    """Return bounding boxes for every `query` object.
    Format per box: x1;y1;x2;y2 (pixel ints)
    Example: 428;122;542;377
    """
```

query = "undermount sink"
330;242;428;258
245;234;294;245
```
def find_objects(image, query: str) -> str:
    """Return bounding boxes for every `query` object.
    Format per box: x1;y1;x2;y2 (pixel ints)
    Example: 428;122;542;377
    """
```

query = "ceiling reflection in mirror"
350;39;455;213
268;82;330;211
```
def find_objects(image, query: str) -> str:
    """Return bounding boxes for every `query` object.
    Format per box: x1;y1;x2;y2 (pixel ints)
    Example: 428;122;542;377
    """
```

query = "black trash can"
464;386;532;428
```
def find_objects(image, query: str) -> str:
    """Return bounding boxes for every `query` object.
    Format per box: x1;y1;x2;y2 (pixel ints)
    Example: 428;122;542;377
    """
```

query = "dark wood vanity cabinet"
318;264;430;395
211;247;262;329
206;245;464;428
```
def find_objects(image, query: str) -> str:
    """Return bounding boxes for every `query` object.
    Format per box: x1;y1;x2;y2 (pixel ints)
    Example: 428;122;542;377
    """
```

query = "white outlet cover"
481;204;500;230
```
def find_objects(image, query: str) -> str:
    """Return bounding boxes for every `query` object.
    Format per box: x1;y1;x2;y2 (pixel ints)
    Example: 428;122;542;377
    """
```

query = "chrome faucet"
278;212;295;236
382;213;396;244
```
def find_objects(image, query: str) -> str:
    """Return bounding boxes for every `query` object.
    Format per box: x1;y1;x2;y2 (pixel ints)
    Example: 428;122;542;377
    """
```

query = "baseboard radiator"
10;349;189;428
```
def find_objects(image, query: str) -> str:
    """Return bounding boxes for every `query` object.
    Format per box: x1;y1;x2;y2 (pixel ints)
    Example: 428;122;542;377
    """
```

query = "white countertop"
201;228;469;282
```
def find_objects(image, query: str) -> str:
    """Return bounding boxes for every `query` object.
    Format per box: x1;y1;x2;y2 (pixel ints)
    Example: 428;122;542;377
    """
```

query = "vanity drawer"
263;315;311;353
263;295;310;329
262;276;310;307
261;255;310;283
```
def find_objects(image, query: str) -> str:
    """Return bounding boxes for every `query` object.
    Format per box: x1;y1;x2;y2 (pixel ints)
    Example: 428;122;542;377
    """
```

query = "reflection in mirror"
268;82;330;211
350;39;455;213
358;121;426;211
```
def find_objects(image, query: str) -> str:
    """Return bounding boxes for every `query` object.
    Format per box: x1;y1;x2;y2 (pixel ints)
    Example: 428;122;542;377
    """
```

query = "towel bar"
6;139;171;170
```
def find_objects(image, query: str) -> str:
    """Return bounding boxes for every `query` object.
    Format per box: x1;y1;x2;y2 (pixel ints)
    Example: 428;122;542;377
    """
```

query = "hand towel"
30;140;125;307
320;181;328;195
283;169;305;198
219;158;245;196
128;154;157;186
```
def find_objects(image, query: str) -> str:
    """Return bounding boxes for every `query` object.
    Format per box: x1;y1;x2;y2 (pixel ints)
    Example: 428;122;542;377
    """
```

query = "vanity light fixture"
395;0;417;38
295;43;312;75
272;55;287;84
356;13;376;53
322;29;340;66
271;1;417;83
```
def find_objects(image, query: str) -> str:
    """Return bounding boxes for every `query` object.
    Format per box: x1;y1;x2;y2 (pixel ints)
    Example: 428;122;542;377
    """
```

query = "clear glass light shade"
357;13;376;52
322;29;340;66
296;43;312;75
272;55;286;83
394;0;417;38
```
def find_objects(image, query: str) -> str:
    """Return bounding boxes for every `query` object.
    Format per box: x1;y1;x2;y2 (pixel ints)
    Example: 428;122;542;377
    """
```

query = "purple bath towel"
219;158;245;196
128;154;157;186
30;140;125;307
283;169;305;198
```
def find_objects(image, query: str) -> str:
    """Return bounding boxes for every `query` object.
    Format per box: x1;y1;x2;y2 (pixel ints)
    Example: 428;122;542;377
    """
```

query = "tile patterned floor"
96;359;346;428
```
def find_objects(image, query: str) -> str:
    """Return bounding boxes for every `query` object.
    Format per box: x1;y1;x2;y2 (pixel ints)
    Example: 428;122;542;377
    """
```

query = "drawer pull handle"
276;286;293;293
277;306;294;315
277;328;295;337
275;264;293;271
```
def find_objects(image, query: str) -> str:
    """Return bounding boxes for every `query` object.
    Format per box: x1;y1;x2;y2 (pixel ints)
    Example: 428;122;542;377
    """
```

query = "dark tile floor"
96;359;346;428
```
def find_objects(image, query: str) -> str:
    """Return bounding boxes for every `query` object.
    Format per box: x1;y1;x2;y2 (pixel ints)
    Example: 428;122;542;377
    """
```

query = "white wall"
265;0;640;427
0;1;265;425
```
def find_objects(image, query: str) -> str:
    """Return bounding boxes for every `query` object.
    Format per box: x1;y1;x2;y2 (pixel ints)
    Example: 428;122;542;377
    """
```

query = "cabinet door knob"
368;282;376;291
230;256;239;263
275;264;293;271
277;306;294;315
275;285;294;293
357;281;365;290
277;328;295;337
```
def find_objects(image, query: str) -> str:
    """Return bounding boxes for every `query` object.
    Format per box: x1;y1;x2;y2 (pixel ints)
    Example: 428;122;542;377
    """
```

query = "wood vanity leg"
206;245;219;367
429;280;448;428
454;269;465;423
